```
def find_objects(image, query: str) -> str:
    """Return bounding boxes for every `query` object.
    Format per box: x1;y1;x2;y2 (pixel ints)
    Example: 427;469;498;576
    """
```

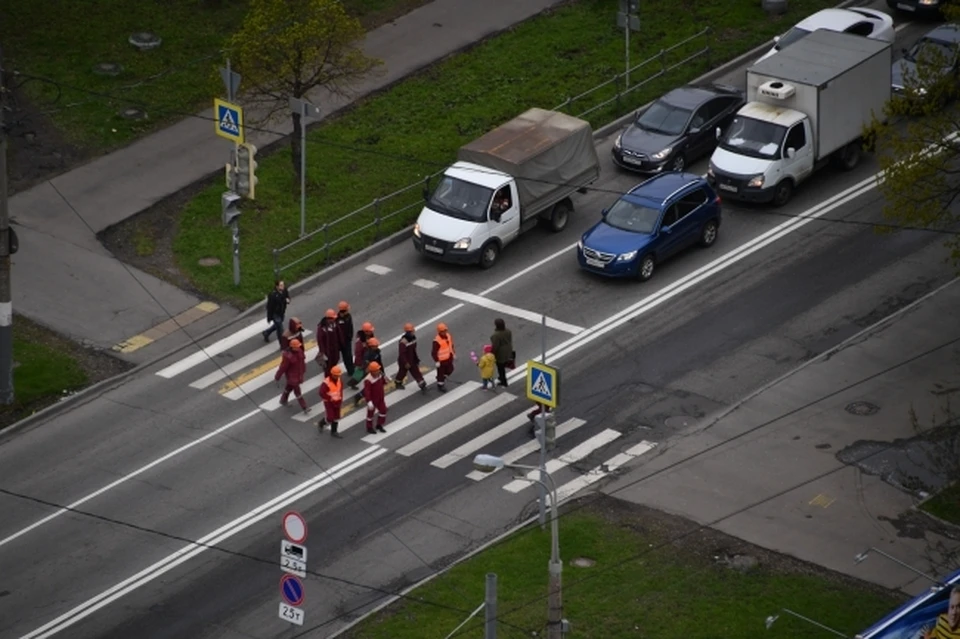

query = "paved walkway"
606;277;960;597
8;0;561;361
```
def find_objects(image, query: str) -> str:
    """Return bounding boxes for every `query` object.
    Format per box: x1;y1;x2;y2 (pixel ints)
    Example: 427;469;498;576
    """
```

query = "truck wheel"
545;200;571;233
836;141;861;171
699;219;719;247
479;241;500;269
772;180;793;207
638;254;655;282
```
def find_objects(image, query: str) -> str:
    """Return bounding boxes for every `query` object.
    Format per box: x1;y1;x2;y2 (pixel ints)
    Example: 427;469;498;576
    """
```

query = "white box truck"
707;29;891;206
413;108;601;268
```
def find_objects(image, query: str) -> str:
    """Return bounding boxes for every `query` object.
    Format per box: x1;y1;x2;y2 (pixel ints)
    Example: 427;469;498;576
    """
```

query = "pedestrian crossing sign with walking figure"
526;361;559;409
214;98;244;143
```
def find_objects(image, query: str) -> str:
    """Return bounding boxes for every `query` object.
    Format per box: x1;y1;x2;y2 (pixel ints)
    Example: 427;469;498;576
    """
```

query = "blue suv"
577;172;721;281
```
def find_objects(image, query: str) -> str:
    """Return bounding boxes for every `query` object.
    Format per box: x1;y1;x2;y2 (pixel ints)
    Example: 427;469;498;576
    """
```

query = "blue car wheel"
638;254;655;282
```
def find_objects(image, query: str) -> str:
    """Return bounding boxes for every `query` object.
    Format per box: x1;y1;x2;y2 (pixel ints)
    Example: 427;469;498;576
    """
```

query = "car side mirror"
773;35;781;44
690;126;701;135
715;126;722;140
661;225;672;235
786;147;796;159
601;207;608;217
902;47;909;57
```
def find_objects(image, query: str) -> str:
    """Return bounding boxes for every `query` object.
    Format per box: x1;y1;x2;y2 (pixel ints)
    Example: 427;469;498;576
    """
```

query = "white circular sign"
282;511;308;543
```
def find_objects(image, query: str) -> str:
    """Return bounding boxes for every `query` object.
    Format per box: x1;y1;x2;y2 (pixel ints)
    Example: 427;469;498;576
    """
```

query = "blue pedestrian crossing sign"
214;98;244;143
526;361;559;409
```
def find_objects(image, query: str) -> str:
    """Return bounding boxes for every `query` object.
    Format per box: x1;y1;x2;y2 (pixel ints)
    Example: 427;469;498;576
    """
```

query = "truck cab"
413;162;521;266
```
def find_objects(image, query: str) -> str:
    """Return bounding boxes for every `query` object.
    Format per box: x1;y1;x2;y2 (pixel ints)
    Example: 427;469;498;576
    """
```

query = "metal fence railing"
272;27;713;279
552;27;711;123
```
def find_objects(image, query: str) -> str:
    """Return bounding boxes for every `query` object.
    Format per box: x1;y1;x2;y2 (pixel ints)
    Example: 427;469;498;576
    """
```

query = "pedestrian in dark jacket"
262;280;290;342
336;301;355;377
275;339;309;413
490;318;514;388
353;337;383;405
349;322;375;388
316;309;340;375
394;322;427;392
279;317;304;352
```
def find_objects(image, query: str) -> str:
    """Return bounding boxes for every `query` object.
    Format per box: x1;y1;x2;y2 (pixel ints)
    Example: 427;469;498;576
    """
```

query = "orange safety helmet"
362;321;375;333
324;308;337;319
367;361;382;373
330;365;342;377
437;322;448;332
338;301;350;311
289;339;302;350
403;322;415;332
366;337;380;348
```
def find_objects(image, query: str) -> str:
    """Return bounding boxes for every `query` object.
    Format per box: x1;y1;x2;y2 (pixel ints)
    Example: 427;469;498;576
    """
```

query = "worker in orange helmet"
363;361;388;435
275;339;310;414
315;308;340;375
395;322;427;393
431;322;456;393
349;321;376;389
317;365;344;438
353;336;383;406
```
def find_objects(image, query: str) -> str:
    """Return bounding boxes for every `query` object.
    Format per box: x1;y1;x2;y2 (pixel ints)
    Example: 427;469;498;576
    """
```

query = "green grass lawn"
921;483;960;525
174;0;841;307
0;0;426;151
343;500;902;638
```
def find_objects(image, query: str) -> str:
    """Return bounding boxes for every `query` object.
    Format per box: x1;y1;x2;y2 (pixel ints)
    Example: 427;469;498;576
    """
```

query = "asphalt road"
0;11;952;639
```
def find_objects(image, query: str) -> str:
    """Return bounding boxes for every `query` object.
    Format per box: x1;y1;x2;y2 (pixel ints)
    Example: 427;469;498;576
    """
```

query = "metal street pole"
537;313;548;529
484;572;497;639
520;471;563;639
0;46;13;405
231;220;240;286
624;17;630;89
288;98;321;239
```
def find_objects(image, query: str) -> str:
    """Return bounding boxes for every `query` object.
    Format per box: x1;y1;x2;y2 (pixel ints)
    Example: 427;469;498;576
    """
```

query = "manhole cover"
92;62;123;76
570;557;595;568
664;415;697;429
120;107;147;120
198;257;222;267
845;401;880;417
129;32;162;50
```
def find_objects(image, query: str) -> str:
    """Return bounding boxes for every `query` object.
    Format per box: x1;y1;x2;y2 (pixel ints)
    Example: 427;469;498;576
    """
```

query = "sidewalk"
7;0;562;361
605;277;960;597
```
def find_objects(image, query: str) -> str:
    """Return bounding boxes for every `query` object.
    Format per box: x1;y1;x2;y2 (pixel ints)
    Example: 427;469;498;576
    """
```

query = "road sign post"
278;513;309;626
289;98;322;238
617;0;641;89
281;540;308;577
282;511;308;543
214;99;244;144
279;574;305;626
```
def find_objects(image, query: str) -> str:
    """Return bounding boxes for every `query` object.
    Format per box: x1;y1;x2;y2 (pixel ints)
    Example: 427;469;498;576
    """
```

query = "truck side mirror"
773;35;781;44
715;127;722;140
422;187;430;202
601;207;609;217
490;209;502;223
786;147;796;159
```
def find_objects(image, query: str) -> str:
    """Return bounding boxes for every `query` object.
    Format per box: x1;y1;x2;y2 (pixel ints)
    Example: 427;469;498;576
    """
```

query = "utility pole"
484;573;497;639
289;97;321;238
0;45;14;405
617;1;641;89
537;313;548;528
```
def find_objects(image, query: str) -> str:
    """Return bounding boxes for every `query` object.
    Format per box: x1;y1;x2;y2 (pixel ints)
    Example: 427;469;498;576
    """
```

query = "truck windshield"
718;116;787;159
635;100;692;136
605;198;661;234
428;176;494;222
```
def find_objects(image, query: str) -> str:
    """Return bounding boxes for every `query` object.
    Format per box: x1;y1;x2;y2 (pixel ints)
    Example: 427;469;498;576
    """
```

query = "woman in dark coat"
490;318;514;388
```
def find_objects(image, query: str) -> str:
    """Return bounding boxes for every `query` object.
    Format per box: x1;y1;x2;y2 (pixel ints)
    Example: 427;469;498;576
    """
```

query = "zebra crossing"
153;317;659;501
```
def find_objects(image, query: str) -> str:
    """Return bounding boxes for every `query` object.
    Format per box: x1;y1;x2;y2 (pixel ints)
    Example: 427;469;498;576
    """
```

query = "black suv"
612;84;745;174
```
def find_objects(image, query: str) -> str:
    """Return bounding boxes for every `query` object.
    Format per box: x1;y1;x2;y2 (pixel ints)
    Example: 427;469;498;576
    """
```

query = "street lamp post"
473;454;567;638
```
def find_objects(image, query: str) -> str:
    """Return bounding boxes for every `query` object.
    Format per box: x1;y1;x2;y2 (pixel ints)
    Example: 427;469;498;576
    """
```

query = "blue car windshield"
605;198;661;234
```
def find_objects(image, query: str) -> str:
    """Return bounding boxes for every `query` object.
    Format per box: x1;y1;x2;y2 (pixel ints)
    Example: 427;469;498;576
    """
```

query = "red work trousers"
365;401;387;432
395;364;425;386
436;359;454;387
322;400;342;423
281;385;308;410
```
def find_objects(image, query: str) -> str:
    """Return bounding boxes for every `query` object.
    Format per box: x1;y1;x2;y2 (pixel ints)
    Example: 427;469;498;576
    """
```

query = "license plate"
622;155;643;165
718;183;738;193
897;2;915;10
585;258;606;268
424;244;444;254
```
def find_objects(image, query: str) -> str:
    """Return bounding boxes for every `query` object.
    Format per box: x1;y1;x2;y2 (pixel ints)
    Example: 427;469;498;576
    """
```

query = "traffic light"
235;143;258;200
222;192;242;226
225;162;239;192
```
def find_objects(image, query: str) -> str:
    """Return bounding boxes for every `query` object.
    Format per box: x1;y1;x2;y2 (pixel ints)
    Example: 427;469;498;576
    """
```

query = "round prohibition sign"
282;510;308;543
280;574;305;606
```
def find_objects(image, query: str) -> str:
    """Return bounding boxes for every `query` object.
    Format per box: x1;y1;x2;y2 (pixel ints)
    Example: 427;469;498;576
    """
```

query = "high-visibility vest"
434;333;454;361
325;377;342;402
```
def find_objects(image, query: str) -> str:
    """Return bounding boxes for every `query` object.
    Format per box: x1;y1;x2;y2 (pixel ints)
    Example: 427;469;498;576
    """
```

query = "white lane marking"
361;382;481;444
366;264;393;275
466;418;587;481
396;392;516;457
295;370;440;426
156;320;267;379
895;23;911;33
547;441;657;505
501;429;622;493
479;242;577;296
189;331;314;390
413;279;439;289
19;446;386;639
430;410;530;469
0;410;261;549
443;288;584;334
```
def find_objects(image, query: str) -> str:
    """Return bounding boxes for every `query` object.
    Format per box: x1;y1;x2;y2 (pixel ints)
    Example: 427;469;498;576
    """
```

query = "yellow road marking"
336;365;432;418
113;334;154;354
808;493;836;508
112;301;220;354
218;339;318;393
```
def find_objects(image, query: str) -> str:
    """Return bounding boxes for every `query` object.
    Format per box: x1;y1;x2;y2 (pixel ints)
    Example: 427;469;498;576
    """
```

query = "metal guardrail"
272;27;712;278
552;27;711;121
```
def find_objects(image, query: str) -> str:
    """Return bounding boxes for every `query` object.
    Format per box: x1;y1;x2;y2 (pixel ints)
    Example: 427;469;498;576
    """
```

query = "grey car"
892;23;960;96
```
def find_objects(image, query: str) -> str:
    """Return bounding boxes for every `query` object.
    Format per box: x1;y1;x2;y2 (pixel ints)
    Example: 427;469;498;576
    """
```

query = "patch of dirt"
0;315;134;430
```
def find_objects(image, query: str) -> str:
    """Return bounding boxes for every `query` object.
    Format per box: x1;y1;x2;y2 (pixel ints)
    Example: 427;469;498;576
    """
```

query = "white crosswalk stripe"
361;382;481;444
224;343;320;400
396;392;516;457
465;418;586;481
548;441;657;505
189;331;313;389
501;429;622;493
430;410;530;469
156;319;267;379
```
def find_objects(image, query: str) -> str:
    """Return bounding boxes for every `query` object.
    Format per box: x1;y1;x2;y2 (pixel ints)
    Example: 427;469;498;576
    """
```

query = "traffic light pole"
0;46;14;405
537;313;548;529
232;218;240;287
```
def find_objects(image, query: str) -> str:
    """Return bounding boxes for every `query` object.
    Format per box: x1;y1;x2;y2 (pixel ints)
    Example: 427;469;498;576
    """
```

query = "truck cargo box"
457;108;600;217
746;30;891;159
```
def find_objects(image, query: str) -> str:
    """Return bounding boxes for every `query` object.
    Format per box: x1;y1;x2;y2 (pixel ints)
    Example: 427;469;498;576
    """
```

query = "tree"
865;9;960;266
228;0;381;179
